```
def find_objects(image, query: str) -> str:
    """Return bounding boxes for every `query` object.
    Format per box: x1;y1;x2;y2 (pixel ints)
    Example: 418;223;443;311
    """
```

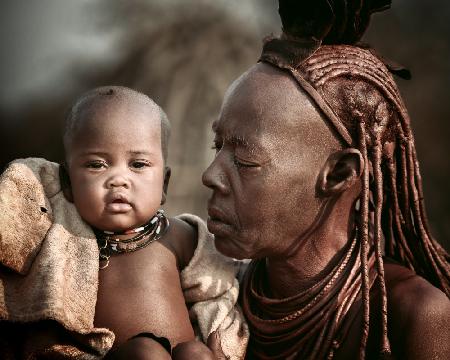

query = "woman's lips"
207;206;233;235
207;206;230;224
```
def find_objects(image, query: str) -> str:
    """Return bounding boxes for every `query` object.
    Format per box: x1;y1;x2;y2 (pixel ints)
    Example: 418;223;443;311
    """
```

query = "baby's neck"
95;211;162;241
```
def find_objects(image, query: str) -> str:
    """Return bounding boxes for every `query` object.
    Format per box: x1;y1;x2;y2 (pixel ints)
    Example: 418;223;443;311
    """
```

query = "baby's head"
62;86;171;233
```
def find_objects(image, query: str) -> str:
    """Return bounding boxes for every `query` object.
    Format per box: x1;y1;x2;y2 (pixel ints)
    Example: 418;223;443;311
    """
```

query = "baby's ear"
59;163;74;203
316;148;364;197
161;166;171;205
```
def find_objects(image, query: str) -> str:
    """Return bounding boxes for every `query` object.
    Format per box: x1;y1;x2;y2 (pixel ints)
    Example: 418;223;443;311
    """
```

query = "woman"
203;1;450;359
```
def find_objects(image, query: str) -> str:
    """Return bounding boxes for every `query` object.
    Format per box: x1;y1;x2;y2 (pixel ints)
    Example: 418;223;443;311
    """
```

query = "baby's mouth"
112;199;127;203
106;195;132;213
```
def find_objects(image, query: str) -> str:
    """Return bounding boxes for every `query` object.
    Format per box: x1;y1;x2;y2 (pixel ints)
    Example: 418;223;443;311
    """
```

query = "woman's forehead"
213;64;340;154
218;68;323;130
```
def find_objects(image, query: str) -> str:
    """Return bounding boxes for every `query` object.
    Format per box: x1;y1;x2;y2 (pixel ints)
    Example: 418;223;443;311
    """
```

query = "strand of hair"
358;123;371;360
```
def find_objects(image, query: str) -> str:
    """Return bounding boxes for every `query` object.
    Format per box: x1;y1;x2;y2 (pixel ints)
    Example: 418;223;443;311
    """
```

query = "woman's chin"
213;235;248;260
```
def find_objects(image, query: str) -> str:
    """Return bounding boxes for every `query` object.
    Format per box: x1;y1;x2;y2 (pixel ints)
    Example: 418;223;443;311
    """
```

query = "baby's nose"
106;174;130;188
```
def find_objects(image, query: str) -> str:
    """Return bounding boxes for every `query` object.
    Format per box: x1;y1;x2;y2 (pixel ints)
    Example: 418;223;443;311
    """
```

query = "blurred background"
0;0;449;250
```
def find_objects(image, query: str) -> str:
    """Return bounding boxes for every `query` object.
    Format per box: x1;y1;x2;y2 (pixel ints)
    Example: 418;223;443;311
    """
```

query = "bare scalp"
63;86;171;163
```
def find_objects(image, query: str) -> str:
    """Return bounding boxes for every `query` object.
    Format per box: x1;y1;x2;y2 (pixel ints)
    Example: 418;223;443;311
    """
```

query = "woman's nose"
202;160;230;195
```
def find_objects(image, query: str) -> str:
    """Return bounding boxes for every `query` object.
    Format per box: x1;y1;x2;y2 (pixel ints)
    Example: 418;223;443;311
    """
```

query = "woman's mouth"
207;206;233;235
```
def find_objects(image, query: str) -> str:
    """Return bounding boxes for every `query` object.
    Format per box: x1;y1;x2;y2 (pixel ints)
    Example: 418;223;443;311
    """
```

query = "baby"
60;86;215;359
0;86;249;359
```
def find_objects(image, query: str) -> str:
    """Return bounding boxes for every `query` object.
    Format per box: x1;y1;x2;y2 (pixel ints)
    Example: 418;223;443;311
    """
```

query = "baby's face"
66;100;166;232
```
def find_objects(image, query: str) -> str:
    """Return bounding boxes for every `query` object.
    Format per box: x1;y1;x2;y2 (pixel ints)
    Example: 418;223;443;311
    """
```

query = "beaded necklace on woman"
242;229;377;359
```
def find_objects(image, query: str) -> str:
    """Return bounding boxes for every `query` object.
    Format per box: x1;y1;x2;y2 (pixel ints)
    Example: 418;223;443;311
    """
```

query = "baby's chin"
92;214;153;233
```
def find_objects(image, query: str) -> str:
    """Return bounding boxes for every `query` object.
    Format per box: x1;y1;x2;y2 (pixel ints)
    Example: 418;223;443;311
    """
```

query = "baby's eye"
85;161;107;169
130;160;150;169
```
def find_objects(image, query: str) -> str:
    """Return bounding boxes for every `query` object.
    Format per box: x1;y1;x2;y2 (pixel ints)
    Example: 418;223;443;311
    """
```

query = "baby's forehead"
64;87;170;161
71;95;162;133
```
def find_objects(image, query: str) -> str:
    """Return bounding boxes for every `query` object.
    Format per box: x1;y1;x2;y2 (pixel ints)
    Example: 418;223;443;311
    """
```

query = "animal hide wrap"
0;158;248;359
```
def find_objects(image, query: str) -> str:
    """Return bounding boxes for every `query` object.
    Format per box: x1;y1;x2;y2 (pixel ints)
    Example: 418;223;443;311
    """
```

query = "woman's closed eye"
233;156;259;168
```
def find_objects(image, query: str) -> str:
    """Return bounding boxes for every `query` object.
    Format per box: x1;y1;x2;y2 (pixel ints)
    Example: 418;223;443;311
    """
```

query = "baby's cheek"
73;182;103;210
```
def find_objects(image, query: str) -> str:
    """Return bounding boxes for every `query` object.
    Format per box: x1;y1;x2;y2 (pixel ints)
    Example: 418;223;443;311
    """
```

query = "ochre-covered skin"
337;261;450;360
203;60;450;359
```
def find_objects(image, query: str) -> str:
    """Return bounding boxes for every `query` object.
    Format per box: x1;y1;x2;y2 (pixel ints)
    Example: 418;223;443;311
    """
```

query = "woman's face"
202;63;340;260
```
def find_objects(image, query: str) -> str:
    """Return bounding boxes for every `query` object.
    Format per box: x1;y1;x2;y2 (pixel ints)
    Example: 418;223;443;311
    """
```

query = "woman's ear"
317;148;364;197
59;163;74;203
161;166;171;205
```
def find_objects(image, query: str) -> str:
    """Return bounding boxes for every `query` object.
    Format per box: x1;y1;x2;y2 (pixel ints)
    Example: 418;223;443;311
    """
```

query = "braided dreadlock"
258;1;450;359
301;45;450;356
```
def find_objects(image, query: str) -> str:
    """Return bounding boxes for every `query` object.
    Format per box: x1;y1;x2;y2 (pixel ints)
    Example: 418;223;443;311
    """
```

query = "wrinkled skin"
203;63;350;288
203;63;450;359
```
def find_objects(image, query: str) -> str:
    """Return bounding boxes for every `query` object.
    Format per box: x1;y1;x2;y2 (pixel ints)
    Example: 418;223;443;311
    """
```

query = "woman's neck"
265;200;357;298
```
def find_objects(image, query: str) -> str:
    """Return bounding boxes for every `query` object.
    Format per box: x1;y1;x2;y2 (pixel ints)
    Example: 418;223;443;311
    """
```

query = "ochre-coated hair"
256;1;450;358
282;44;450;358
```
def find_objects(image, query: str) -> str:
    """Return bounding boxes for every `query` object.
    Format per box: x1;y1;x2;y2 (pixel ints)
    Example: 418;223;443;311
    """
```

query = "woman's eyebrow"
228;135;249;148
227;135;263;157
211;121;260;155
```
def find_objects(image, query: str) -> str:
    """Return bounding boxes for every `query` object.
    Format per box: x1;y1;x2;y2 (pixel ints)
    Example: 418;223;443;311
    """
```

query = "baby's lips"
108;192;130;203
105;199;132;213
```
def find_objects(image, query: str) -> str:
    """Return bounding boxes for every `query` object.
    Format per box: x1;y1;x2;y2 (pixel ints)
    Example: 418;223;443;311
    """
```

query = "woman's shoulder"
384;260;449;315
384;261;450;359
